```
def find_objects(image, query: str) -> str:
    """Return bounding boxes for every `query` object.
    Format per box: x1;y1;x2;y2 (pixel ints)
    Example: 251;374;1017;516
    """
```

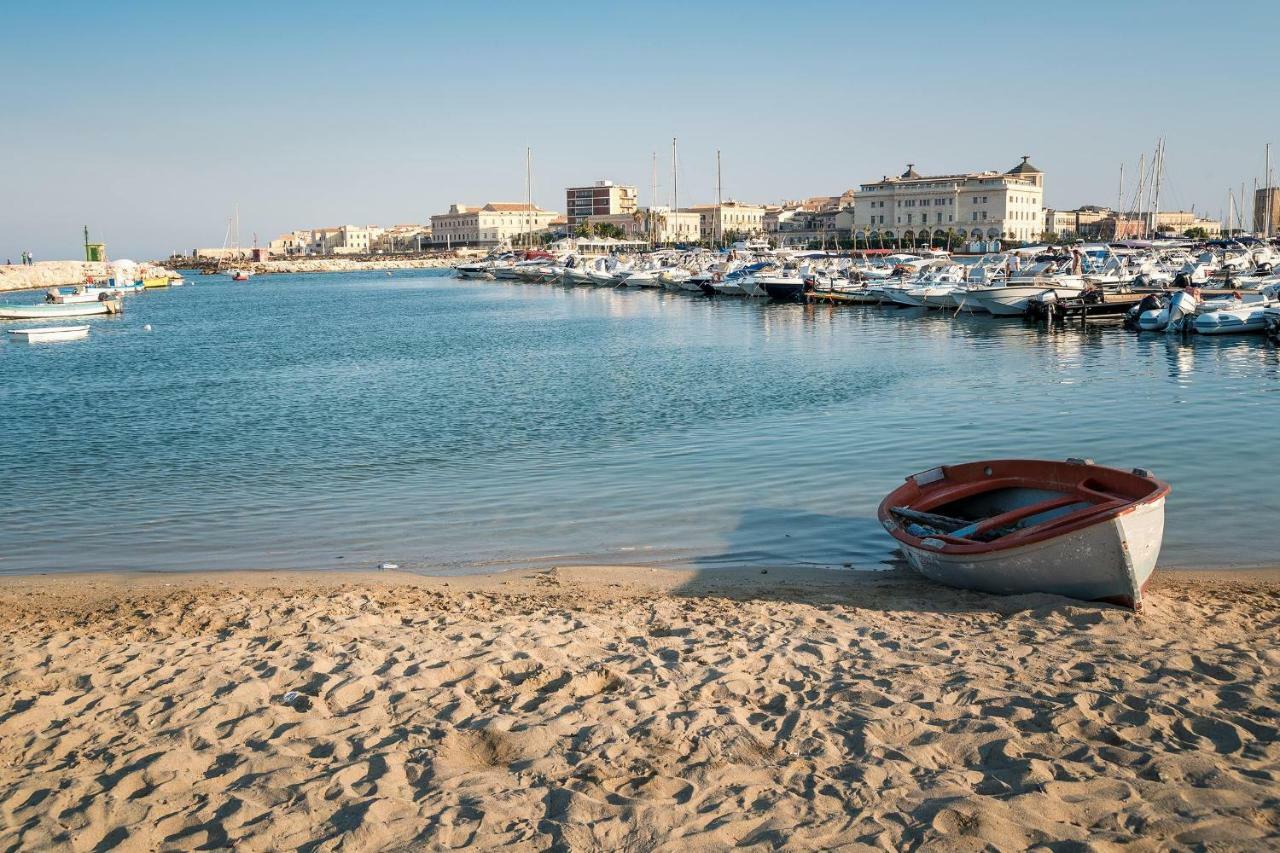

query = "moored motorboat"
0;299;123;319
761;276;807;301
965;279;1086;316
7;325;90;343
878;458;1169;609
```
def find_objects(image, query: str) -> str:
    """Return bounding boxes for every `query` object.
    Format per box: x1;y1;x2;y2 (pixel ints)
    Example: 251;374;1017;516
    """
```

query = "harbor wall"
0;257;462;293
0;262;121;294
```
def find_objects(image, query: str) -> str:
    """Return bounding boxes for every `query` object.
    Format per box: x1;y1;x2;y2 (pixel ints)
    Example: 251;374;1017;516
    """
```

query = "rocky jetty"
0;261;174;294
246;257;457;275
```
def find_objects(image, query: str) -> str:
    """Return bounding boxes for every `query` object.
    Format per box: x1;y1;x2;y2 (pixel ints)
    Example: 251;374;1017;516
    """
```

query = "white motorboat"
879;458;1169;610
966;277;1087;316
0;299;122;319
1136;289;1199;332
7;325;90;343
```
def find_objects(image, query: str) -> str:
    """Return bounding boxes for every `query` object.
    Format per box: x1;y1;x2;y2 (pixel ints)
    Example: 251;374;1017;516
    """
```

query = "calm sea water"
2;269;1277;575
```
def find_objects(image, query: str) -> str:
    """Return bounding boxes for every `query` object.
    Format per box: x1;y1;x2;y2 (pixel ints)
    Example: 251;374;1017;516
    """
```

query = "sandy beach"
1;566;1276;850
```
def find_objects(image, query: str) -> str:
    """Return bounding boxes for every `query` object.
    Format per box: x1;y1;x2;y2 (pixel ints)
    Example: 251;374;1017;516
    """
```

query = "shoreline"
0;257;463;294
2;565;1277;848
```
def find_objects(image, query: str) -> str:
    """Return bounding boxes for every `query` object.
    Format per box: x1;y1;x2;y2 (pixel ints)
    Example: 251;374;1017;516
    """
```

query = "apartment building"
565;180;638;228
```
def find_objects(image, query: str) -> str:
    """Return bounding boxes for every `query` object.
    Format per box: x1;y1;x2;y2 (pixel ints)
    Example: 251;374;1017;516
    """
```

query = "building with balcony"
683;201;767;242
565;180;638;228
853;157;1045;245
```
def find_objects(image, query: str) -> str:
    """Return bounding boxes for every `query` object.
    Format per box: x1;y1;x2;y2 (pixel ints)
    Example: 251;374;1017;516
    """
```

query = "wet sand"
1;566;1277;850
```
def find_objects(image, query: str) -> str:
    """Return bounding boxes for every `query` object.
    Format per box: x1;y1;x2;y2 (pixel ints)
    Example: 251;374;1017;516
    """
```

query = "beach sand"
1;566;1277;850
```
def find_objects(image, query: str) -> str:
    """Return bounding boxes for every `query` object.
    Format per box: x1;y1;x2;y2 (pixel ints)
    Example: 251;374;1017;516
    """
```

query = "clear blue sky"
5;0;1278;259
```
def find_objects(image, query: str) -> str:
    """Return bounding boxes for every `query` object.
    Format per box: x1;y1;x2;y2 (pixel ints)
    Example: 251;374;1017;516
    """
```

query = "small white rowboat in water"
879;458;1169;609
7;325;90;343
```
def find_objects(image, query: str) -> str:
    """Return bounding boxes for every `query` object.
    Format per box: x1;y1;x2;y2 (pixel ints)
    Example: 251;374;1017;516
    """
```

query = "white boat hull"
7;325;91;343
897;496;1165;607
1193;306;1271;335
969;283;1086;316
0;300;120;319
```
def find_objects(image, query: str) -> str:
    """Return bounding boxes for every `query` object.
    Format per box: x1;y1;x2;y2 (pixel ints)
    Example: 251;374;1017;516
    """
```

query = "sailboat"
225;205;253;280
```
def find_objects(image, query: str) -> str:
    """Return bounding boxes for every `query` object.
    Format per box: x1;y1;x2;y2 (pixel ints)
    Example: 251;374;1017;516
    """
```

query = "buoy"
143;324;152;331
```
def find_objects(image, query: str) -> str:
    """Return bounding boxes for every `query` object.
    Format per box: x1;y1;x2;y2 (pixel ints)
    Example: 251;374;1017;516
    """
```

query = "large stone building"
429;203;560;248
853;157;1045;245
565;180;638;228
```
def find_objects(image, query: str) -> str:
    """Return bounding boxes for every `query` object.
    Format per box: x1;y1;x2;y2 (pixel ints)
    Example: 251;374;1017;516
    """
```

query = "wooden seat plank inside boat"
901;468;1149;545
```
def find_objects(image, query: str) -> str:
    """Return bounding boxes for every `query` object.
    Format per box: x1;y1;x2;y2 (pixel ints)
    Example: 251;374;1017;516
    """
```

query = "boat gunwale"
877;459;1170;556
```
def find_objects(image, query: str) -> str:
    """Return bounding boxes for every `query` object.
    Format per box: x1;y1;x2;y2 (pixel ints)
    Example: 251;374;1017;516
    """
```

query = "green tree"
1184;227;1209;240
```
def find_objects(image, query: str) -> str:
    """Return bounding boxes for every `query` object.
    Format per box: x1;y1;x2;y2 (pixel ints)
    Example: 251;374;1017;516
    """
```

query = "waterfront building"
776;207;856;248
565;180;638;228
372;224;433;253
1091;210;1221;240
430;203;560;248
268;226;386;256
1044;206;1114;240
585;207;700;244
683;201;766;243
1253;187;1279;236
853;157;1045;245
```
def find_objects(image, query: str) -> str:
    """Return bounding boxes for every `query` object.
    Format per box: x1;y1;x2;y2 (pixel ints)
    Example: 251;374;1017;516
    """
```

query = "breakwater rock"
0;261;175;294
248;257;457;275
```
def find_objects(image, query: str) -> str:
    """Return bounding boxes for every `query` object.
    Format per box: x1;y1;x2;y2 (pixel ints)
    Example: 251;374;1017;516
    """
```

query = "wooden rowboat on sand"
878;458;1169;609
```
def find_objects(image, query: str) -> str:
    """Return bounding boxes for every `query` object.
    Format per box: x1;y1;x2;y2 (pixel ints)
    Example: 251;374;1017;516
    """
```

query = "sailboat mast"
715;149;722;249
671;137;679;246
1116;163;1124;222
1135;153;1146;239
1266;142;1273;237
651;151;658;246
1151;138;1164;239
525;146;532;249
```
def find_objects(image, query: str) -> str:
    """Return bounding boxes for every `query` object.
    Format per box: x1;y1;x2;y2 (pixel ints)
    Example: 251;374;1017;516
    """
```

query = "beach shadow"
671;507;1086;616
